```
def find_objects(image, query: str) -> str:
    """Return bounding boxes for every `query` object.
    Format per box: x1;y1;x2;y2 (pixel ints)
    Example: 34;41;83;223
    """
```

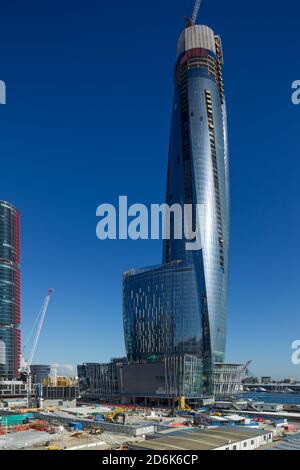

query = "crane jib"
192;0;202;24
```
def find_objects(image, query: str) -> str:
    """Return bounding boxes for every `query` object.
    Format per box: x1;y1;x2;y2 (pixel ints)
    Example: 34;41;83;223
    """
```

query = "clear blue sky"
0;0;299;379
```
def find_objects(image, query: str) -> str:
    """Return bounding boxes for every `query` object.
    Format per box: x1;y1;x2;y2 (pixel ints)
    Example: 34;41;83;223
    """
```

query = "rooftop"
267;433;300;451
130;427;270;451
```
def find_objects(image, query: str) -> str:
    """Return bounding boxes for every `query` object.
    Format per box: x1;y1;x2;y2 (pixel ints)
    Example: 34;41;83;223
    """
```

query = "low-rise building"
255;403;284;413
0;380;26;399
77;359;243;406
129;428;273;451
261;377;272;384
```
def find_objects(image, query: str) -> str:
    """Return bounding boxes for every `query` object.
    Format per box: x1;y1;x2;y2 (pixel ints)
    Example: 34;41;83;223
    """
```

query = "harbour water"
241;392;300;405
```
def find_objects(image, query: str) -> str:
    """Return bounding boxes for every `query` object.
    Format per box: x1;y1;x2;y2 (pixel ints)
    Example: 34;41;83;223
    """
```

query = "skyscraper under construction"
0;201;21;380
80;2;242;403
123;12;230;395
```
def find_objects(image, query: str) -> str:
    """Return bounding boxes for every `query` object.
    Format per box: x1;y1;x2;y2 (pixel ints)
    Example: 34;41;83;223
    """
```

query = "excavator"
105;407;126;425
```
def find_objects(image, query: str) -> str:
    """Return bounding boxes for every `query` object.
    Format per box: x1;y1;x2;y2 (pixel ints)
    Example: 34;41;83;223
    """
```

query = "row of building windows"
205;89;225;269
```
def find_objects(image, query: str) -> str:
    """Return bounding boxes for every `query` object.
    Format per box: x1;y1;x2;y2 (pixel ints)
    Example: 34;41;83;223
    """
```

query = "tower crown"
177;24;216;59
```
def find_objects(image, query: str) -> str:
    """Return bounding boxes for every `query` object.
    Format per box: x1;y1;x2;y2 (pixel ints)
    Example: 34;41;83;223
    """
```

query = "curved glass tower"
164;24;229;367
123;21;229;392
0;201;21;380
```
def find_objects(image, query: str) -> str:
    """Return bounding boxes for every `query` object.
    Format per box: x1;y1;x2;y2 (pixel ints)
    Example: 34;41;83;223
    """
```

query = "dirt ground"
30;430;145;450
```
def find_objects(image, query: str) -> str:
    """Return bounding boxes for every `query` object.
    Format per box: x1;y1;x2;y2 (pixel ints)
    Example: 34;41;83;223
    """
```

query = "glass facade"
123;23;229;394
164;25;229;370
164;354;203;398
123;262;201;362
78;360;124;400
0;201;21;380
30;364;51;385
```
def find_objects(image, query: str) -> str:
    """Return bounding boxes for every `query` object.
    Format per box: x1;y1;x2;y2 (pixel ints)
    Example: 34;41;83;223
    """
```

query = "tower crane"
192;0;203;24
186;0;203;27
19;289;53;408
242;360;252;378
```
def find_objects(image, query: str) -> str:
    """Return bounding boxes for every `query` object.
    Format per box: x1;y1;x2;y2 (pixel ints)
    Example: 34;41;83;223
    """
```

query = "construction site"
1;0;299;454
0;192;299;453
0;3;247;446
2;397;300;451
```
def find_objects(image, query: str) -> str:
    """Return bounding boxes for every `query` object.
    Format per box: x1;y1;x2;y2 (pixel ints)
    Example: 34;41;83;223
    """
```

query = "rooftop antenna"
192;0;202;24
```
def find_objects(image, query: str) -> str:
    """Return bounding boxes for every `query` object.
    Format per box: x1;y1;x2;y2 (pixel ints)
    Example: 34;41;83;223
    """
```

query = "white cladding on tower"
177;25;216;59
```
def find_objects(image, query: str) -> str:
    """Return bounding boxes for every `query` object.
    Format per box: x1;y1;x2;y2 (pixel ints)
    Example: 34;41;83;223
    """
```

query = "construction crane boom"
20;288;53;408
192;0;202;24
28;288;53;367
242;360;252;371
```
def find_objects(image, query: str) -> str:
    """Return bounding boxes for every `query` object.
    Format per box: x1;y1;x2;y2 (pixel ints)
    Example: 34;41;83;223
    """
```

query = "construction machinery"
19;289;54;408
48;445;60;451
178;396;192;412
89;428;102;436
242;360;252;379
105;407;126;424
186;0;202;27
192;0;202;24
